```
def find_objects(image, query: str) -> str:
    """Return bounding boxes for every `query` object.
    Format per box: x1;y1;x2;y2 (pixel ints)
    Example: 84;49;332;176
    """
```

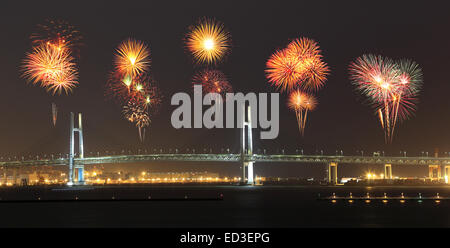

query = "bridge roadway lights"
384;164;393;179
328;162;338;185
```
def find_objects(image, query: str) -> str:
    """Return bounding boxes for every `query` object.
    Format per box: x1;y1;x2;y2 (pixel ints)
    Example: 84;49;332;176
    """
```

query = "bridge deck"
1;154;449;167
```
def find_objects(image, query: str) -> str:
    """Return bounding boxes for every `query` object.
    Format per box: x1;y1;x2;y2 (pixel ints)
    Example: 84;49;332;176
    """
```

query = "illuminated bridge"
2;154;450;167
1;110;449;185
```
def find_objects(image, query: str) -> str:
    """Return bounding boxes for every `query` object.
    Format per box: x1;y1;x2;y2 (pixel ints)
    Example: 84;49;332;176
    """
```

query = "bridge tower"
68;112;85;186
428;165;441;181
384;164;393;179
328;162;338;185
240;105;254;185
444;166;450;184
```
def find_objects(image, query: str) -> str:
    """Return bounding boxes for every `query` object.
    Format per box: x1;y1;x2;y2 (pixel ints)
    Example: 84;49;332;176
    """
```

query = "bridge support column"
68;112;85;186
12;168;17;186
240;105;254;185
444;166;450;184
246;162;254;185
328;162;338;185
384;164;393;179
428;165;441;180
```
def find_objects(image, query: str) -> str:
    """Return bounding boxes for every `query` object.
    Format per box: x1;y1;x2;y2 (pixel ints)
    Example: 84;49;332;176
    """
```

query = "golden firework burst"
22;43;78;95
185;18;230;64
115;39;150;78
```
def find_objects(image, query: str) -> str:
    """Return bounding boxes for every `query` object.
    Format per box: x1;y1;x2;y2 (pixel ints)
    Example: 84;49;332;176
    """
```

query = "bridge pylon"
68;112;85;186
241;104;254;185
328;162;338;185
444;166;450;184
384;164;393;179
428;165;441;181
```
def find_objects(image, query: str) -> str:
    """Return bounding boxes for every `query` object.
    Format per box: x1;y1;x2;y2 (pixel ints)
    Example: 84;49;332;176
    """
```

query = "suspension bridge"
1;107;449;185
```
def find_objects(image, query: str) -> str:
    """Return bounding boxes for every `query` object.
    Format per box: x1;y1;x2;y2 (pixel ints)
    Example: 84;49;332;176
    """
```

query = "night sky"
1;0;450;160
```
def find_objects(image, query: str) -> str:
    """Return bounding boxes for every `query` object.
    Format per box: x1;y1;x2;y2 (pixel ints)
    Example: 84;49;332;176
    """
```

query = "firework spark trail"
301;93;317;136
123;101;151;142
185;18;231;65
350;54;423;143
287;90;305;133
51;102;57;126
287;90;317;136
350;55;397;143
389;59;423;142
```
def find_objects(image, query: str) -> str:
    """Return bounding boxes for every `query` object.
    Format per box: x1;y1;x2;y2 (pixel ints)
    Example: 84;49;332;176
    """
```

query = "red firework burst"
30;19;83;56
192;69;233;98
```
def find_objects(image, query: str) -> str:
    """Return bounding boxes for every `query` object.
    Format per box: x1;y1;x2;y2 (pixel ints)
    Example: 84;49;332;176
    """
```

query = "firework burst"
349;54;423;143
266;37;329;93
107;37;160;141
106;72;161;110
133;74;162;113
22;43;78;94
30;19;83;55
105;71;133;103
185;18;231;65
45;66;79;95
123;100;151;142
192;69;232;97
192;69;232;114
287;90;317;136
114;39;150;78
266;49;303;92
22;19;83;126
